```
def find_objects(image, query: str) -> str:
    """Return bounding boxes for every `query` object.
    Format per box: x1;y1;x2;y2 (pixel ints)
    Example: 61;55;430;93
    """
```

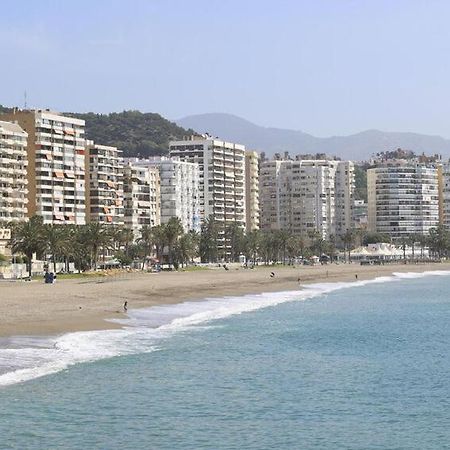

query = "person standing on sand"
355;274;358;280
123;301;128;312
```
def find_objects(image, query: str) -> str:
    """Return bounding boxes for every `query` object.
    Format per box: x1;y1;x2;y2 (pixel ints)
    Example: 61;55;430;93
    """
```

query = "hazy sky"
2;0;450;137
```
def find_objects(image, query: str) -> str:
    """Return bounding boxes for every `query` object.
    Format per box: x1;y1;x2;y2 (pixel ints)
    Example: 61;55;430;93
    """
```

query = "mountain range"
177;113;450;161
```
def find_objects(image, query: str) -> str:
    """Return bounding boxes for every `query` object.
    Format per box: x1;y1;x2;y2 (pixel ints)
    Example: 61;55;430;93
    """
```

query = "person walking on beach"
355;274;358;280
123;301;128;312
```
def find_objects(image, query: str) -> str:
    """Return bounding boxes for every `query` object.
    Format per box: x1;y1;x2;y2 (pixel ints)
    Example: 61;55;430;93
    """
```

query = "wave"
0;270;449;387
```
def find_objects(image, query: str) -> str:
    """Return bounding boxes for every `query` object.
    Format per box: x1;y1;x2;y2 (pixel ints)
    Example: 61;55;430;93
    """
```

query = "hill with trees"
0;106;196;157
68;110;197;157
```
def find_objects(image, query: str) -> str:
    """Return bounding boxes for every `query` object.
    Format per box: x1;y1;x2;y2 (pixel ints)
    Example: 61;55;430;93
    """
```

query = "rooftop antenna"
24;90;27;109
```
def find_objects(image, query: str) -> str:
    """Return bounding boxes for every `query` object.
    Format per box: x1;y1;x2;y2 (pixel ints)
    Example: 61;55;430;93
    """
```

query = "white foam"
0;270;448;387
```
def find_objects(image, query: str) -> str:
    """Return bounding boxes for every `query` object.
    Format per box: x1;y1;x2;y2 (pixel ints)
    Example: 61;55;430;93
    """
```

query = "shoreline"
1;262;450;338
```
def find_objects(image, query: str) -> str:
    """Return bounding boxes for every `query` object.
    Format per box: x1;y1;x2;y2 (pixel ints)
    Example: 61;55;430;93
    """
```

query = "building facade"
245;150;260;232
367;164;440;238
86;142;124;225
169;136;246;229
259;159;354;239
353;199;368;230
1;109;87;224
123;162;160;238
132;157;200;233
0;121;28;222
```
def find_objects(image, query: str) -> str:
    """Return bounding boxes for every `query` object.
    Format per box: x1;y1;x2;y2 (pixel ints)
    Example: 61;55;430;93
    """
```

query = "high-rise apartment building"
123;162;160;238
259;159;354;239
367;164;440;238
85;142;124;225
245;151;260;232
1;109;87;224
169;136;246;228
0;121;28;222
131;157;200;233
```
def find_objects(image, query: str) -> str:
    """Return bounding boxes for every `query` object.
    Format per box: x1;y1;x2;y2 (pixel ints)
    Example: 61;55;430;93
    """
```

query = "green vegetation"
354;164;368;201
68;110;197;157
7;216;449;275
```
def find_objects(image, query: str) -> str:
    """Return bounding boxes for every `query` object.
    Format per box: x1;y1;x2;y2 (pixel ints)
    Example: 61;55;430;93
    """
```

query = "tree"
243;230;262;267
163;217;183;268
82;222;111;269
150;225;166;263
137;225;154;270
10;216;46;277
427;225;449;258
199;217;220;263
341;229;356;263
224;222;245;262
175;231;199;267
44;224;71;273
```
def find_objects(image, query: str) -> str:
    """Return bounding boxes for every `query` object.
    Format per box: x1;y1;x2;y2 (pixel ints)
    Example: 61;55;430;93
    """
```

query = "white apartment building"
0;121;28;222
131;157;200;233
1;109;87;224
440;162;450;229
367;164;440;238
169;136;246;229
123;162;160;238
259;159;354;239
86;142;124;225
245;151;260;232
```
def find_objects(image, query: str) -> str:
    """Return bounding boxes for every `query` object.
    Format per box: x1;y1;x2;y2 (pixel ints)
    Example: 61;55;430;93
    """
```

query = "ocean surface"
1;271;450;449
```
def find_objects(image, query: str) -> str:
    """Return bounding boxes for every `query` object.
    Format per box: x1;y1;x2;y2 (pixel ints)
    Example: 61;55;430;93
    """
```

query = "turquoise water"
1;272;450;449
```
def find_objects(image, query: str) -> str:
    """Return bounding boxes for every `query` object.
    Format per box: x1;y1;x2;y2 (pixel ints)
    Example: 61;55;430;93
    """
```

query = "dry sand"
0;262;449;337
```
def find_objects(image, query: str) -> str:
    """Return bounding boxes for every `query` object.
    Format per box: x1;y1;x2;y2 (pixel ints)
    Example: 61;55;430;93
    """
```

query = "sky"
2;0;450;137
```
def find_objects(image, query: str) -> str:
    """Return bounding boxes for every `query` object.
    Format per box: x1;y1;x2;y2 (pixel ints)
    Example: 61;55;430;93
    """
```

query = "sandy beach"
0;262;449;337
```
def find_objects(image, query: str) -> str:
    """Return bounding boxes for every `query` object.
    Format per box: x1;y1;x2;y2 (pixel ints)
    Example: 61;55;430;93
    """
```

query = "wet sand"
0;262;448;337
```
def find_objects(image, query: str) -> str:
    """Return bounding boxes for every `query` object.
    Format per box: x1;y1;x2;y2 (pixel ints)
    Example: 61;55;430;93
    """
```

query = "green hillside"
69;110;196;157
0;106;196;157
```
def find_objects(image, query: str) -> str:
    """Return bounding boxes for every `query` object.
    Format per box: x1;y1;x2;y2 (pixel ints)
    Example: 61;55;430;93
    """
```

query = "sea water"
1;271;450;449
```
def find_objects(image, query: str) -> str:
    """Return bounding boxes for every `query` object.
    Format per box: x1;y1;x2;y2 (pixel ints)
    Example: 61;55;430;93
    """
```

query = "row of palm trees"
7;215;450;277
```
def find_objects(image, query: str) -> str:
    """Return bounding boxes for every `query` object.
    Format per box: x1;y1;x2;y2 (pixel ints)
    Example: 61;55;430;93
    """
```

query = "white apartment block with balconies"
367;163;440;239
86;142;124;225
0;109;87;224
123;162;160;238
169;136;246;229
259;159;354;239
0;121;28;222
245;150;260;232
131;157;200;233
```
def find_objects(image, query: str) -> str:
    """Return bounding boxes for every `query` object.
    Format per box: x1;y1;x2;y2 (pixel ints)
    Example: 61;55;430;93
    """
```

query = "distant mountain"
177;113;450;161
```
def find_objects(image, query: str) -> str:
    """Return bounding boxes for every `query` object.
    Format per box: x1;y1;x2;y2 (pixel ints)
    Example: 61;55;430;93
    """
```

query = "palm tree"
83;222;110;269
137;225;154;270
176;231;199;267
199;217;220;263
163;217;183;269
427;225;449;258
244;230;261;267
341;229;355;263
151;225;166;263
224;222;245;262
10;215;46;278
44;224;71;273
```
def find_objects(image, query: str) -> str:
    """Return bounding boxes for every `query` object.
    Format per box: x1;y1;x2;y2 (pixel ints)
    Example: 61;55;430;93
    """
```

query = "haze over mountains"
177;113;450;161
